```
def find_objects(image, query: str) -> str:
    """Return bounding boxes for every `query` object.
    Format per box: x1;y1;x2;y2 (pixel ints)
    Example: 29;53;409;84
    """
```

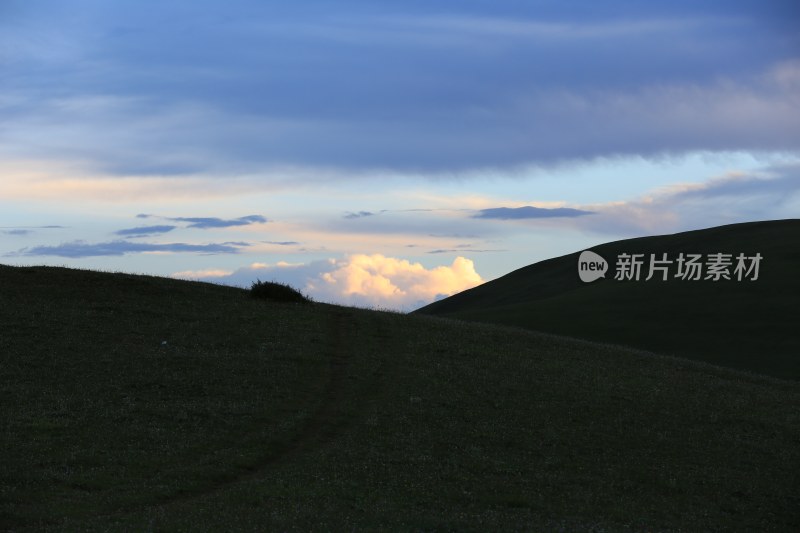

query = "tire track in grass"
160;307;357;501
48;307;363;528
262;307;353;455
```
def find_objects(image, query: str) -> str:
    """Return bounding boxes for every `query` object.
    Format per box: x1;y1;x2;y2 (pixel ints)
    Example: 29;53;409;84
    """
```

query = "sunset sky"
2;0;798;310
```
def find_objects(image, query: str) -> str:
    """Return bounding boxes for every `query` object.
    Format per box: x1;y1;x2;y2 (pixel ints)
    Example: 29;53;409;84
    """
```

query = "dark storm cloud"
10;240;248;258
2;0;797;177
474;206;594;219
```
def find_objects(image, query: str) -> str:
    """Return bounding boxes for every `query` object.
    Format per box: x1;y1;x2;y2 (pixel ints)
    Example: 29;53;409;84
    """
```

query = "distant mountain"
415;219;800;380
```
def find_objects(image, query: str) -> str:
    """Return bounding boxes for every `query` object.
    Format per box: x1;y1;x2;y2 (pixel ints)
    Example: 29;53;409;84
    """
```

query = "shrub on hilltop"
249;279;310;303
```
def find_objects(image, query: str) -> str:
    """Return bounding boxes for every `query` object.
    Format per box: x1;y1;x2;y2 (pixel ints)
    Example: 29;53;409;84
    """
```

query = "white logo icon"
578;250;608;283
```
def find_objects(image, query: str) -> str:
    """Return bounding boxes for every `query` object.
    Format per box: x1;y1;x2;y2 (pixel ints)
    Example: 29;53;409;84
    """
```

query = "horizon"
2;0;799;310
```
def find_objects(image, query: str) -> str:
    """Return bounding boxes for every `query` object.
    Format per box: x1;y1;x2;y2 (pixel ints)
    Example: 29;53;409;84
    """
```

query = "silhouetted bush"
249;279;310;303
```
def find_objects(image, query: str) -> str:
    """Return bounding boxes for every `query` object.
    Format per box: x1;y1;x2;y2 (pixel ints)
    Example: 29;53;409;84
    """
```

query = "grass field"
416;219;800;381
1;264;799;531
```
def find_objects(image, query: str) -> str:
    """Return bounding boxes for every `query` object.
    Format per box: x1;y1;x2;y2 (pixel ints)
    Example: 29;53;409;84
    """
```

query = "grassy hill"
416;219;800;381
1;264;799;531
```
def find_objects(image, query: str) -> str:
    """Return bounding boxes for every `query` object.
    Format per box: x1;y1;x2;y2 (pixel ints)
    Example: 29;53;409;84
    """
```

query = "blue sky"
2;0;798;310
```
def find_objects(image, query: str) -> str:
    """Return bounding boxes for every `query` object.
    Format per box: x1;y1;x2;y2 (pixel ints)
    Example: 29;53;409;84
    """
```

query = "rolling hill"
1;263;799;531
416;219;800;380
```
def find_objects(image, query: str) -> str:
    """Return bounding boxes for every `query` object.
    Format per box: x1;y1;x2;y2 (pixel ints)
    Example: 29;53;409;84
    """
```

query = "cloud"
263;240;300;246
343;211;376;219
114;225;176;237
428;232;481;239
0;163;290;202
176;254;484;311
315;255;483;310
10;240;248;258
474;206;593;219
575;163;800;235
1;2;797;179
371;254;481;308
322;208;497;239
0;225;65;230
427;248;505;254
166;215;267;229
125;214;267;229
170;268;235;279
0;225;65;236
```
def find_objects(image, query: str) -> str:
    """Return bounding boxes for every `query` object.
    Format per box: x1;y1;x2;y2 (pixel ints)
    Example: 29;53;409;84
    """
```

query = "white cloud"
175;255;484;311
314;254;483;309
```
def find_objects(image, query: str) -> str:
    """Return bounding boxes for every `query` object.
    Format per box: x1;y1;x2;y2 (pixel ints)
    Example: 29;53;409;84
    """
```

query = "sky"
1;0;799;310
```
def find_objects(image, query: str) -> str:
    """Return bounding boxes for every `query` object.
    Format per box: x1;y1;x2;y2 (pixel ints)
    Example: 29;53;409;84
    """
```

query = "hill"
1;264;799;531
416;219;800;380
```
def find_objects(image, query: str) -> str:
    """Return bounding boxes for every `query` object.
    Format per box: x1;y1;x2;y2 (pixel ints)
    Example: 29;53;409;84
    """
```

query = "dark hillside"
416;219;800;379
1;264;798;530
